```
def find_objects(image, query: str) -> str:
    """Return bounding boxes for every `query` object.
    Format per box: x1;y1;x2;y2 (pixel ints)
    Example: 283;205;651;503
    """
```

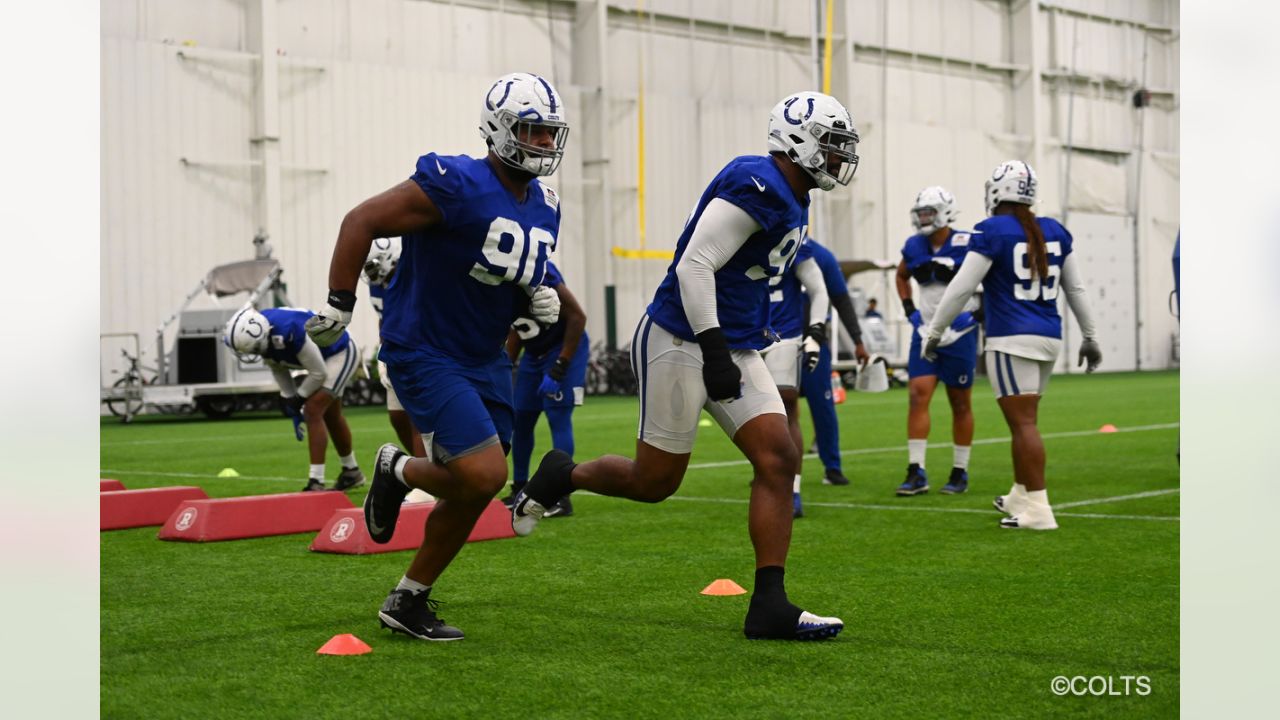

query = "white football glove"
922;333;941;363
528;285;561;325
305;290;355;347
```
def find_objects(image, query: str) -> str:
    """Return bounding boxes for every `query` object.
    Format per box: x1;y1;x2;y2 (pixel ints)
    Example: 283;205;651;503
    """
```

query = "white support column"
571;0;615;347
248;0;282;247
1010;0;1047;184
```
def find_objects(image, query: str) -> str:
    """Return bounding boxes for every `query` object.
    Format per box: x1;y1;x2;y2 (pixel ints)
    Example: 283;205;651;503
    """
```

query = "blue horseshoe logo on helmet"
486;80;515;111
783;96;815;125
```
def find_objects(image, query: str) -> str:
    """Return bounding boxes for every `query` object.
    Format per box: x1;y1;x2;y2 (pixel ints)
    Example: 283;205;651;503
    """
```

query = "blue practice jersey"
647;155;809;350
900;228;973;286
514;261;570;358
381;153;561;364
969;215;1074;339
769;238;816;339
368;283;386;320
806;240;849;324
260;307;349;365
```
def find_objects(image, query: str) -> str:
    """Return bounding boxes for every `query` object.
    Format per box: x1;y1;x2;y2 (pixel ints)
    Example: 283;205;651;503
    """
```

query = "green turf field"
100;370;1178;718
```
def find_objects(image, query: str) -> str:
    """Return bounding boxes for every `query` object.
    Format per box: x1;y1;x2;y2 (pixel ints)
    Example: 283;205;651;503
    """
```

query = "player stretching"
895;187;981;496
798;237;869;488
504;260;589;518
223;306;365;492
514;92;858;640
924;161;1102;530
307;72;569;639
760;237;830;518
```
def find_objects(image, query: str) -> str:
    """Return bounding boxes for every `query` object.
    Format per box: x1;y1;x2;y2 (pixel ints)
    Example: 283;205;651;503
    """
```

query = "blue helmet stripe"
536;75;557;113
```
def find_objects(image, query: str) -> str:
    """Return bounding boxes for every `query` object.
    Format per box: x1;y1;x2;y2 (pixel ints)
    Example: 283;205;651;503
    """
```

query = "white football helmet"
767;91;860;191
223;306;270;363
910;186;958;234
984;160;1038;215
361;236;402;288
479;72;569;177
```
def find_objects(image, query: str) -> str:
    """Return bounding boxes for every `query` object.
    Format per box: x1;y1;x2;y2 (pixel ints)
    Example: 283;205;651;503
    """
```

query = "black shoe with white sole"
302;478;326;492
365;444;410;544
378;589;464;641
334;466;366;491
822;468;850;486
544;496;574;518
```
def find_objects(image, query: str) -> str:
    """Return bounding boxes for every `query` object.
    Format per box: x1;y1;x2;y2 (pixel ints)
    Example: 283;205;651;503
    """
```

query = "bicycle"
105;349;195;420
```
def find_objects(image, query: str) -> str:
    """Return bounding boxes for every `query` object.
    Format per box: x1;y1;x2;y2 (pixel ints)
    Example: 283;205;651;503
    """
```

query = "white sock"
309;463;325;481
393;456;411;487
1010;482;1027;498
1026;489;1049;506
908;439;927;467
793;474;802;494
953;445;971;470
396;576;431;595
339;453;357;469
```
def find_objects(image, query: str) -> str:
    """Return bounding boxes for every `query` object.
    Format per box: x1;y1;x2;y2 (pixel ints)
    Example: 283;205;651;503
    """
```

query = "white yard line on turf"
99;468;1177;517
99;468;298;483
661;494;1178;522
1054;488;1180;509
685;422;1180;470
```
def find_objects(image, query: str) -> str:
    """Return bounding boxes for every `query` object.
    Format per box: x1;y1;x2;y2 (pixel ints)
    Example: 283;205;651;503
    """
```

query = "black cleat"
744;594;843;641
822;468;850;486
378;590;464;641
302;478;326;492
334;466;366;491
544;496;574;518
365;444;410;544
512;450;576;536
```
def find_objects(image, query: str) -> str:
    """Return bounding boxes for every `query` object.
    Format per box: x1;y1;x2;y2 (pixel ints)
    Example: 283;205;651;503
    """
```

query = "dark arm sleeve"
830;292;863;345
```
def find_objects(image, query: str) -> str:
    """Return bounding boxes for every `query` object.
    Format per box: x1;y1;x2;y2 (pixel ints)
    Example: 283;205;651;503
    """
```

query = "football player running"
923;161;1102;530
307;72;569;640
223;306;365;492
760;236;831;518
513;92;858;640
798;237;870;489
362;237;427;460
503;260;589;518
895;187;981;497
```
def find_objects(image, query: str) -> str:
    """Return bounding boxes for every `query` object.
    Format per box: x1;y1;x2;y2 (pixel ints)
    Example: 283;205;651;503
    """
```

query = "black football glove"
696;328;742;402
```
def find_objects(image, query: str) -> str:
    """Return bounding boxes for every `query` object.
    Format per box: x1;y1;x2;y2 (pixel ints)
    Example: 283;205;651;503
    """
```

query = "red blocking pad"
100;479;126;492
101;486;209;530
158;491;354;542
310;499;514;555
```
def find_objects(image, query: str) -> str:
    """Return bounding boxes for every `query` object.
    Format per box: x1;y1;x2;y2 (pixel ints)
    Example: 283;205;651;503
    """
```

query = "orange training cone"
700;579;747;596
316;633;372;656
1099;424;1118;433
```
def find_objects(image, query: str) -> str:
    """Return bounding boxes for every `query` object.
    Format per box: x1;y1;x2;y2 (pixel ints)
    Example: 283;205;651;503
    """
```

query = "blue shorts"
380;342;514;463
514;337;590;413
907;329;978;388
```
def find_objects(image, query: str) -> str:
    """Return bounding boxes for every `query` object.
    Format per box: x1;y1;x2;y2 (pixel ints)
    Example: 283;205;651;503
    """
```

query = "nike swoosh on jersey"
751;176;765;191
435;158;447;175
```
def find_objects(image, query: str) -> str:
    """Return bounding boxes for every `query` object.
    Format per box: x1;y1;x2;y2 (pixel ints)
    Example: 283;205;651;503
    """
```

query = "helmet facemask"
791;122;859;191
496;112;570;176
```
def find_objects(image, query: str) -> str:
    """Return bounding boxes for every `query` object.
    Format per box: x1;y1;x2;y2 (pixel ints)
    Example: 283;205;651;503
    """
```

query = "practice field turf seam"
684;422;1181;470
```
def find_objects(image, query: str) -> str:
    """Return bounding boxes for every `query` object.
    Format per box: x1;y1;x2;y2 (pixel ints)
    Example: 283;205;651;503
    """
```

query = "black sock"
754;566;786;598
530;451;577;504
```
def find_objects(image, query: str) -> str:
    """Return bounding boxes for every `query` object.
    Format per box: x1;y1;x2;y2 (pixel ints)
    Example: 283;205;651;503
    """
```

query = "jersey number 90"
471;217;555;288
1013;241;1062;302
